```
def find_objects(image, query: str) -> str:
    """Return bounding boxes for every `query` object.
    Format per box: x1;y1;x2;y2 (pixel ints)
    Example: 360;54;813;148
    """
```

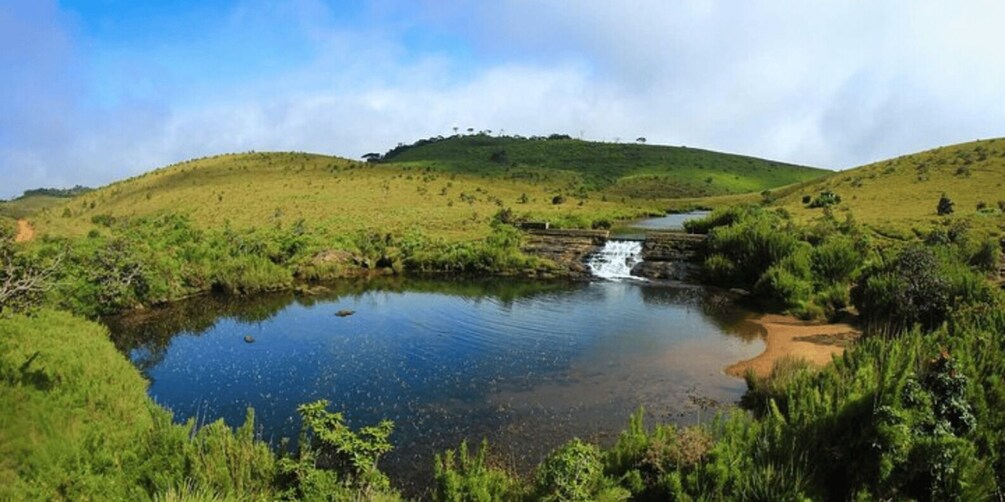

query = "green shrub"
810;235;862;284
754;265;813;310
705;212;799;285
271;401;403;501
1;227;56;315
852;245;951;331
968;238;1001;274
434;440;523;502
534;439;629;501
807;190;841;208
937;193;955;215
684;205;757;234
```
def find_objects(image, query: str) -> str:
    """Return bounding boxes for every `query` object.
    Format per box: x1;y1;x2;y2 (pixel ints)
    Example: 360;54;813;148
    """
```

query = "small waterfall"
588;240;644;280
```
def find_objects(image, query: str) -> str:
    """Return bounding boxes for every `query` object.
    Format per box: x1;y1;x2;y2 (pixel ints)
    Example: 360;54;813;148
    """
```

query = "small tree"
937;193;954;215
636;137;646;144
0;226;59;315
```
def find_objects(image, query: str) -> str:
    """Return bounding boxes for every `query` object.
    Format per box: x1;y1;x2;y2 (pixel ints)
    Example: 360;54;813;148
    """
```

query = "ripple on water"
109;278;762;495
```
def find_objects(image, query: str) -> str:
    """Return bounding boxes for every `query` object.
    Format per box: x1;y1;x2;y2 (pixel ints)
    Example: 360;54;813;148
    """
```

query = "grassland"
0;195;73;220
773;138;1005;238
29;136;829;242
31;152;663;240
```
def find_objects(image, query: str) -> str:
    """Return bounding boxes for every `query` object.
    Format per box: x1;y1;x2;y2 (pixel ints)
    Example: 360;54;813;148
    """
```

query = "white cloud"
3;0;1005;199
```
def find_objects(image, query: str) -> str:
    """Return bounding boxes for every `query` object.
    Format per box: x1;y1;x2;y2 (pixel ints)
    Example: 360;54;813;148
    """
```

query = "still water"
107;277;761;493
611;210;711;240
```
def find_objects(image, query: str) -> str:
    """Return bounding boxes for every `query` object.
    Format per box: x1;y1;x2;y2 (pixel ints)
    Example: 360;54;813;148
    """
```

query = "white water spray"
588;240;644;280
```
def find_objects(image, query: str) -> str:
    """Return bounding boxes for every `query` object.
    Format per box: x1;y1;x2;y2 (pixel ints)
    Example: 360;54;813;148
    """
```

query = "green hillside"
1;196;76;220
774;138;1005;237
380;134;828;199
29;135;826;241
32;151;668;240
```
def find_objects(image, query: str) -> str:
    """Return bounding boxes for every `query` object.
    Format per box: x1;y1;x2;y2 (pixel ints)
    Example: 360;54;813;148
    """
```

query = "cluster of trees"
13;185;92;200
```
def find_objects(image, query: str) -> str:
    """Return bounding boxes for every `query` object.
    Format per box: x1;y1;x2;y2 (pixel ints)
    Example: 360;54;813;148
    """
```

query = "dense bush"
852;243;996;332
937;193;955;215
27;213;544;318
692;206;864;318
533;439;629;501
806;190;841;208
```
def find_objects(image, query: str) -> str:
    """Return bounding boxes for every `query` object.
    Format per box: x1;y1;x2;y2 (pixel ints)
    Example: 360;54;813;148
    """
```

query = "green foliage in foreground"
6;304;1005;500
688;205;869;319
435;308;1005;500
0;310;400;501
4;197;1005;500
23;213;544;318
687;204;999;324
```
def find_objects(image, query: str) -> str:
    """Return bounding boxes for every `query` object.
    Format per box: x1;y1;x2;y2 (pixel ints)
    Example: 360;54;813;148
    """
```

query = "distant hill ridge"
375;134;828;198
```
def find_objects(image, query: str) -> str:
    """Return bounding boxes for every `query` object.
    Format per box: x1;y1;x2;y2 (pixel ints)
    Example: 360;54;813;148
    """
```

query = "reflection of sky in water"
611;210;711;240
121;280;760;493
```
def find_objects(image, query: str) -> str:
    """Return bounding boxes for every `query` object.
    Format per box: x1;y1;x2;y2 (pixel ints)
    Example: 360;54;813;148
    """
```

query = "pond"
106;276;761;495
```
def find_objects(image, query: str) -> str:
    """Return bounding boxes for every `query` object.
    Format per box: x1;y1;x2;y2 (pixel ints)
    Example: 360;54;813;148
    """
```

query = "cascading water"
587;240;644;280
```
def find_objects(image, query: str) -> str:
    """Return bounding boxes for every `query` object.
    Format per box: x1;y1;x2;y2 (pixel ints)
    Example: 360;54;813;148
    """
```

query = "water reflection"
105;277;761;495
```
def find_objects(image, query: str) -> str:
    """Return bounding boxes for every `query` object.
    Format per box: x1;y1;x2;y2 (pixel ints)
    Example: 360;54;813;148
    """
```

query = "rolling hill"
772;138;1005;237
380;134;828;199
27;137;828;241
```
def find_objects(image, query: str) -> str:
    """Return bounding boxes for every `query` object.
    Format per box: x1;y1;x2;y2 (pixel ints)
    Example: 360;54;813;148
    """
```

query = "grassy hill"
32;152;664;240
1;195;76;221
30;137;826;240
380;134;828;199
772;138;1005;238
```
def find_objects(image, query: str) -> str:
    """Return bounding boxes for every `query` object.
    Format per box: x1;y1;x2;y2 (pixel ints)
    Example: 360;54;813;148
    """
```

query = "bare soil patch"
15;219;34;243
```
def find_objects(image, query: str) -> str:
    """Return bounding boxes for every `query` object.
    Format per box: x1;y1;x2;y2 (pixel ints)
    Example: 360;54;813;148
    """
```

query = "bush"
434;440;523;501
810;235;862;284
276;400;399;500
937;193;955;215
1;227;57;315
684;205;757;234
754;265;813;309
807;191;841;208
968;238;1001;274
705;212;800;285
551;195;566;205
849;245;992;332
534;439;628;501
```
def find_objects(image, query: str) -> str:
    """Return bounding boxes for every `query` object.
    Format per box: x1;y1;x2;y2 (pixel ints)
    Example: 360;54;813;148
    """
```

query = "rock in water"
335;309;355;318
244;335;255;343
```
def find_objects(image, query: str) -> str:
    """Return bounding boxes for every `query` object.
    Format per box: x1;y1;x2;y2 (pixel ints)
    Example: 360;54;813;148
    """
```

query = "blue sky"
3;0;1005;198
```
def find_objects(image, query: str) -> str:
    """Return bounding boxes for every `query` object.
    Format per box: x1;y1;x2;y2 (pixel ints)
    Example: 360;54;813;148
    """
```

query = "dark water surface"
107;277;761;494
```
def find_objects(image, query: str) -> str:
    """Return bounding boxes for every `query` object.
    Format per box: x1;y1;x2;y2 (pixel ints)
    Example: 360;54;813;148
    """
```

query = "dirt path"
15;219;34;243
726;314;860;379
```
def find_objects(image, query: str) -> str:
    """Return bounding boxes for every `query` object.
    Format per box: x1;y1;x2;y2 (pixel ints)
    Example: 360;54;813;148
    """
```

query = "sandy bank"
725;314;860;379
